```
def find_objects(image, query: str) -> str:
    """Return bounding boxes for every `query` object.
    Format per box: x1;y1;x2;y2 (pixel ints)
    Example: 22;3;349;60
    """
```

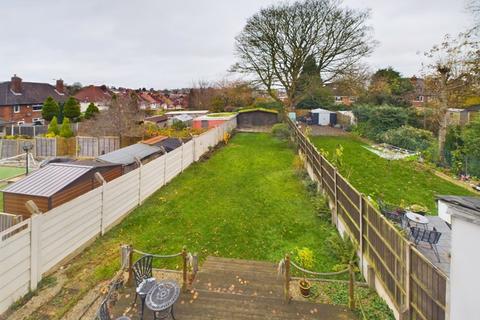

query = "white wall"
0;118;236;315
450;210;480;320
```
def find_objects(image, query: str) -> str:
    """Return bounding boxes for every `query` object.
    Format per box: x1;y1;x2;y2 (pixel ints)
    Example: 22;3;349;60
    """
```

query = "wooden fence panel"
410;248;447;320
35;137;56;158
98;136;120;156
77;136;98;158
56;137;76;156
285;118;446;320
0;213;23;232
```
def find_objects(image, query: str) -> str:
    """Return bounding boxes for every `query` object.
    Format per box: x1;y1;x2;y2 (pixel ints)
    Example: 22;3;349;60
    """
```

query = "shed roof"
3;163;93;197
238;108;278;114
97;143;161;165
173;114;193;122
311;108;335;114
437;195;480;211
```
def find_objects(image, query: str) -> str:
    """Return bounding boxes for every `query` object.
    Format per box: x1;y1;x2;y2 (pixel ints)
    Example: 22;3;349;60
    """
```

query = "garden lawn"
0;166;24;180
29;133;347;318
311;135;476;214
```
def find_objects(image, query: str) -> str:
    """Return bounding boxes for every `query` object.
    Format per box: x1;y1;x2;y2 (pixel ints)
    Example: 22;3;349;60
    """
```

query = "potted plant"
296;247;314;298
407;204;429;215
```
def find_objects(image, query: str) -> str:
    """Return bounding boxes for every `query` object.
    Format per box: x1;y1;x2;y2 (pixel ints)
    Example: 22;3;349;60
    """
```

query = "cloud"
0;0;472;88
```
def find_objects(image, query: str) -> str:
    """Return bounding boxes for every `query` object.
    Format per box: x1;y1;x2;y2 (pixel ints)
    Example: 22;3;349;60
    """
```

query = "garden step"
204;256;278;268
173;289;354;320
202;257;278;274
193;270;284;298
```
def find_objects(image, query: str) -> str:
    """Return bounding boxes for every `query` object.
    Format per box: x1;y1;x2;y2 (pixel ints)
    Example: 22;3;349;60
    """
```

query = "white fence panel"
39;188;102;274
140;155;166;202
103;169;140;229
182;141;194;169
0;221;31;314
165;148;182;183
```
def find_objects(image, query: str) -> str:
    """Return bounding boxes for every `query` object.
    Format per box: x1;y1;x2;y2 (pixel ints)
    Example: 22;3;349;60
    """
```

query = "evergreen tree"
84;103;100;119
42;97;60;121
63;97;81;120
59;118;74;138
48;116;60;135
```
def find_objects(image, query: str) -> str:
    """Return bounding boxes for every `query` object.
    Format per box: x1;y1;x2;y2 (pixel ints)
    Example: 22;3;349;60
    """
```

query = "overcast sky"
0;0;473;89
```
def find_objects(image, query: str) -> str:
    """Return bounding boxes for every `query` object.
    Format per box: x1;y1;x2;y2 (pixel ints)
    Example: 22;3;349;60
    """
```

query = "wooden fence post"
359;195;364;270
334;169;339;226
125;244;134;287
284;254;291;303
349;263;355;310
400;243;412;320
182;246;188;291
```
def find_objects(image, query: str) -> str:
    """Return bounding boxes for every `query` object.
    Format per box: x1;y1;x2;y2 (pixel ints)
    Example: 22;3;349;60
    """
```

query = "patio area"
412;216;451;276
104;257;356;320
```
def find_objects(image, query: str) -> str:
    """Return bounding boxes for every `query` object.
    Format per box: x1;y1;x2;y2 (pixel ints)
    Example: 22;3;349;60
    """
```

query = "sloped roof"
74;85;112;103
97;143;161;165
0;81;68;106
437;195;480;211
3;163;93;197
173;114;193;122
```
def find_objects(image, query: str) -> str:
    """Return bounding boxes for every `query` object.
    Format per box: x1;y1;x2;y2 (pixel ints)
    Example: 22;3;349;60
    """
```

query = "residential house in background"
326;83;357;106
138;91;161;110
74;85;112;112
408;76;432;107
144;115;168;128
0;75;68;124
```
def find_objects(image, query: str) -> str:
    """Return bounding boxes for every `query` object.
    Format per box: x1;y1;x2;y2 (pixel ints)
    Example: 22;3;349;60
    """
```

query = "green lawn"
28;133;346;318
0;166;24;209
311;135;475;214
0;166;24;180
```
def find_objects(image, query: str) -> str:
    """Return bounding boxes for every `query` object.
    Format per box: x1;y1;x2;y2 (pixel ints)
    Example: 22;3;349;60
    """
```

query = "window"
17;121;25;125
335;96;343;101
32;118;44;125
13;105;20;113
32;104;43;111
415;95;424;102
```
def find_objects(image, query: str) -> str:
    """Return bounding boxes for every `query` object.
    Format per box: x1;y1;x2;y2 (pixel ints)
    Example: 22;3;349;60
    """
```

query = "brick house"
408;76;435;107
74;85;112;112
0;75;68;124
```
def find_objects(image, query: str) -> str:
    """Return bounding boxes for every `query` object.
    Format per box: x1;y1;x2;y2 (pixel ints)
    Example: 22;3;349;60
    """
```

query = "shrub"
352;104;408;141
172;120;187;130
42;97;60;121
59;118;74;138
63;96;81;121
271;123;290;140
47;116;60;135
84;103;99;119
381;125;434;151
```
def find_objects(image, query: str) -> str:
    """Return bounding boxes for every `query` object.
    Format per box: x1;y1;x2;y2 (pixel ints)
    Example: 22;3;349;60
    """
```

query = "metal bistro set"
378;199;443;262
99;255;181;320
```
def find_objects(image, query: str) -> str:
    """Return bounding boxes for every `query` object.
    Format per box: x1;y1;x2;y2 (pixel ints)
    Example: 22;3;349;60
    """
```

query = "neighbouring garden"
21;132;393;319
311;135;476;214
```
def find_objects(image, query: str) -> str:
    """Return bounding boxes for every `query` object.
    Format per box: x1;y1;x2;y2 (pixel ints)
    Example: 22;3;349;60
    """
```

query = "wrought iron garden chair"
98;298;131;320
132;255;154;320
410;227;442;262
378;198;405;226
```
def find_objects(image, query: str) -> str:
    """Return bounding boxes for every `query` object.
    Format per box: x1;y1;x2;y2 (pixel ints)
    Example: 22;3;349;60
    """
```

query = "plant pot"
299;280;311;298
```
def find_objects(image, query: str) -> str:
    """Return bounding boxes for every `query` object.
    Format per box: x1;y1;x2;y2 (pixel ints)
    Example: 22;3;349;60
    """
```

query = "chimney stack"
10;74;22;94
56;79;65;94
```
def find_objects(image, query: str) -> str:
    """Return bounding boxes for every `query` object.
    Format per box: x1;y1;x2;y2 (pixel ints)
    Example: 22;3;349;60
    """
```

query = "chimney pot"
10;75;22;94
56;79;65;94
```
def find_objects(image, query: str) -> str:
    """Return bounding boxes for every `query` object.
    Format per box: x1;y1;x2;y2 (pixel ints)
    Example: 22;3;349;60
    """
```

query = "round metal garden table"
145;280;180;320
406;211;429;228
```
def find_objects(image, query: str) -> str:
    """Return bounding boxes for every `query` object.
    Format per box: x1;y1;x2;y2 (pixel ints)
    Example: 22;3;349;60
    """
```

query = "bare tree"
79;93;144;138
423;31;480;163
232;0;375;109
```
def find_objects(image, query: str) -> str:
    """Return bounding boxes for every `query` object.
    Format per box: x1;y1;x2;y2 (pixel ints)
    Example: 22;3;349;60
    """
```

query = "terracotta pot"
299;280;311;298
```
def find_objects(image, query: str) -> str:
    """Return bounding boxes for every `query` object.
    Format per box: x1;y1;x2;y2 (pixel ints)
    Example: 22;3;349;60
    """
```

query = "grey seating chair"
410;227;442;262
98;298;131;320
133;255;154;320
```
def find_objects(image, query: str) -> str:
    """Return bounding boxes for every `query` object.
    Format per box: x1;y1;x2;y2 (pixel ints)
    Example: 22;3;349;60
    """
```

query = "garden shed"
310;108;337;126
2;161;122;217
141;136;183;153
97;143;162;173
237;109;278;130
